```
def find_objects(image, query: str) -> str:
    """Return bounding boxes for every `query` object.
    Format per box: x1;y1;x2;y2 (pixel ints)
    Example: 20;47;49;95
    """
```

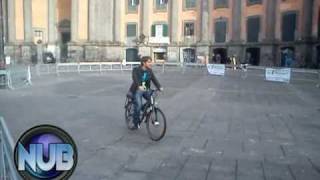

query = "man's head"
140;56;153;69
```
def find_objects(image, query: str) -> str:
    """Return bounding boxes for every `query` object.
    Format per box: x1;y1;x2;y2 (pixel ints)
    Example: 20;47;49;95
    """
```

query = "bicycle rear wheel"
125;98;135;130
146;107;166;141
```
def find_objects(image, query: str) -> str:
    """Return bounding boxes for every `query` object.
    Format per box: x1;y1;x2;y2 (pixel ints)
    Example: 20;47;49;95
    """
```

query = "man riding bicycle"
129;56;163;129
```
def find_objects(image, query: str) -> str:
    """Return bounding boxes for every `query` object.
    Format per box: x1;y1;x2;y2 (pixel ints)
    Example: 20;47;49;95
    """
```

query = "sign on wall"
265;68;291;83
207;64;225;76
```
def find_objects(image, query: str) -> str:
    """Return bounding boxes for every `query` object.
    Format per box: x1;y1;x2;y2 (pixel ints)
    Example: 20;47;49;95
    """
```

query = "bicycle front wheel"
146;107;166;141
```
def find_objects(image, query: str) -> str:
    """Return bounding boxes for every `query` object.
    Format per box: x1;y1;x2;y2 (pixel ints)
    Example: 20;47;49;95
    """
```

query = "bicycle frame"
125;89;159;123
140;90;158;123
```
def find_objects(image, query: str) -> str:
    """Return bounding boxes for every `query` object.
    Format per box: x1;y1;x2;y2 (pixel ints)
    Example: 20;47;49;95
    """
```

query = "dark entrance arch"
246;48;260;66
183;48;196;63
212;48;228;64
126;48;139;62
58;19;71;62
280;47;295;67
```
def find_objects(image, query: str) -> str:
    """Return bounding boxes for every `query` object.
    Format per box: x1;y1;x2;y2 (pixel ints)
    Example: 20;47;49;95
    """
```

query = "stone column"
48;0;57;43
71;0;79;42
200;0;209;43
231;0;242;42
265;0;276;41
113;0;122;43
89;0;113;42
302;0;314;40
7;0;15;42
141;0;151;37
23;0;32;42
302;0;314;66
170;0;179;43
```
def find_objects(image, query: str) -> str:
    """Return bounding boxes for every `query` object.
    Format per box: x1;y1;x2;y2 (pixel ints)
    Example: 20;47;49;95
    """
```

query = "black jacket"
129;66;161;93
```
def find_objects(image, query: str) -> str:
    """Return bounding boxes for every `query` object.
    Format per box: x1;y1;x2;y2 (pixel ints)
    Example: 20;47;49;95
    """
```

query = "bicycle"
240;63;249;79
124;89;167;141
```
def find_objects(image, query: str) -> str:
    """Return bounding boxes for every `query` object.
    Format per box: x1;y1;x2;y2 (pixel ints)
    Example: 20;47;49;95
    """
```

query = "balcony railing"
149;37;170;44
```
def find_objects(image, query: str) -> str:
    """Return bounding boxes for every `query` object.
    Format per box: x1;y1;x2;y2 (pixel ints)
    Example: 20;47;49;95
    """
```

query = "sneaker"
154;121;160;126
134;123;141;129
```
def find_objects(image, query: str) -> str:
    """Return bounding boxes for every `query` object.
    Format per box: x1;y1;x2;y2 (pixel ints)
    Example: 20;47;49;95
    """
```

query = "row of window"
127;0;263;12
126;12;297;42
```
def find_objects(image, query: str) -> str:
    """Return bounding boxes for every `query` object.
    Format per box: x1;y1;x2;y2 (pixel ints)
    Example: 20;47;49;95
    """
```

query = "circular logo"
14;125;78;180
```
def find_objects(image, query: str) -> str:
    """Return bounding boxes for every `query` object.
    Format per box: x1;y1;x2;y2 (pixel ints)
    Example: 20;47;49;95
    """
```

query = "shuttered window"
184;22;195;36
151;24;168;37
127;24;137;37
215;20;227;43
128;0;139;12
282;13;296;42
247;16;260;42
247;0;262;6
214;0;228;9
185;0;196;9
155;0;168;10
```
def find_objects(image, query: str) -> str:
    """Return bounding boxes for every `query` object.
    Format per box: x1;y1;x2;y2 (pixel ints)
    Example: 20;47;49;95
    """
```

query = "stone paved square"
1;68;320;180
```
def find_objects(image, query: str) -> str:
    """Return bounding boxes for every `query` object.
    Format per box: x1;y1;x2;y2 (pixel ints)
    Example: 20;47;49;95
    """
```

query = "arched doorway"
280;47;295;67
246;48;260;66
212;48;227;64
183;48;196;63
126;48;139;62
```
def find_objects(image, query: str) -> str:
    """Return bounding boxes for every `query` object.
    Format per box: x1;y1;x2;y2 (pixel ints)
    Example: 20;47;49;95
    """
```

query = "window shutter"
215;21;227;42
163;24;168;37
247;17;260;42
151;25;156;37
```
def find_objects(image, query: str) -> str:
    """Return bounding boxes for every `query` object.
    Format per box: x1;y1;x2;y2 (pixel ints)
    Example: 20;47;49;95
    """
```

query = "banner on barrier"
207;64;225;76
265;68;291;83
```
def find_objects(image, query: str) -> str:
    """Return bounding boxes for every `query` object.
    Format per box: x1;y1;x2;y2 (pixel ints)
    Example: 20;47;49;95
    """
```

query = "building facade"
1;0;320;68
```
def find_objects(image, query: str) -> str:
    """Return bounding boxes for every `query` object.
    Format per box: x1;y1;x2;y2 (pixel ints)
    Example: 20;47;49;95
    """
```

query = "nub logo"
14;125;78;180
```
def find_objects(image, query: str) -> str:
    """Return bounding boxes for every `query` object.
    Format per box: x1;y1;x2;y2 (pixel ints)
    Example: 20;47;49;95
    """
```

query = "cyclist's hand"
159;87;164;92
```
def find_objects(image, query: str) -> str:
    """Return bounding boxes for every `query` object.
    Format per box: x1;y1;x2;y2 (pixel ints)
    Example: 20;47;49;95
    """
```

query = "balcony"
182;36;196;44
149;37;170;44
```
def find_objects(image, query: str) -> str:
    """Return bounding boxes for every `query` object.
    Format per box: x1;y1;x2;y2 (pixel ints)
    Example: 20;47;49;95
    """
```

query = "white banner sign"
265;68;291;83
207;64;225;76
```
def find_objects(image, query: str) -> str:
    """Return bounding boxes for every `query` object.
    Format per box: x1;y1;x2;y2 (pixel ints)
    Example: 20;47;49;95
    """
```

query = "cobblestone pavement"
1;68;320;180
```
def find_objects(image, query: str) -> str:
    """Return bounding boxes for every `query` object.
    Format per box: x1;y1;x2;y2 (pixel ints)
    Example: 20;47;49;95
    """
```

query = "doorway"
126;48;139;62
246;48;260;66
183;48;196;63
280;47;295;67
212;48;228;64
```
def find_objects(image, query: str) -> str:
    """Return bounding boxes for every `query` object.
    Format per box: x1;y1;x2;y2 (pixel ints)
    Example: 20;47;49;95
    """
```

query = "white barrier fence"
0;117;21;180
0;66;32;90
28;62;320;88
34;62;184;75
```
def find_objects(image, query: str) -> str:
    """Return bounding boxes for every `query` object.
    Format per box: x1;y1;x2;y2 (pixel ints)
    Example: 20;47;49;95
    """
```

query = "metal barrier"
0;117;20;180
0;70;8;88
33;62;320;86
0;66;32;90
